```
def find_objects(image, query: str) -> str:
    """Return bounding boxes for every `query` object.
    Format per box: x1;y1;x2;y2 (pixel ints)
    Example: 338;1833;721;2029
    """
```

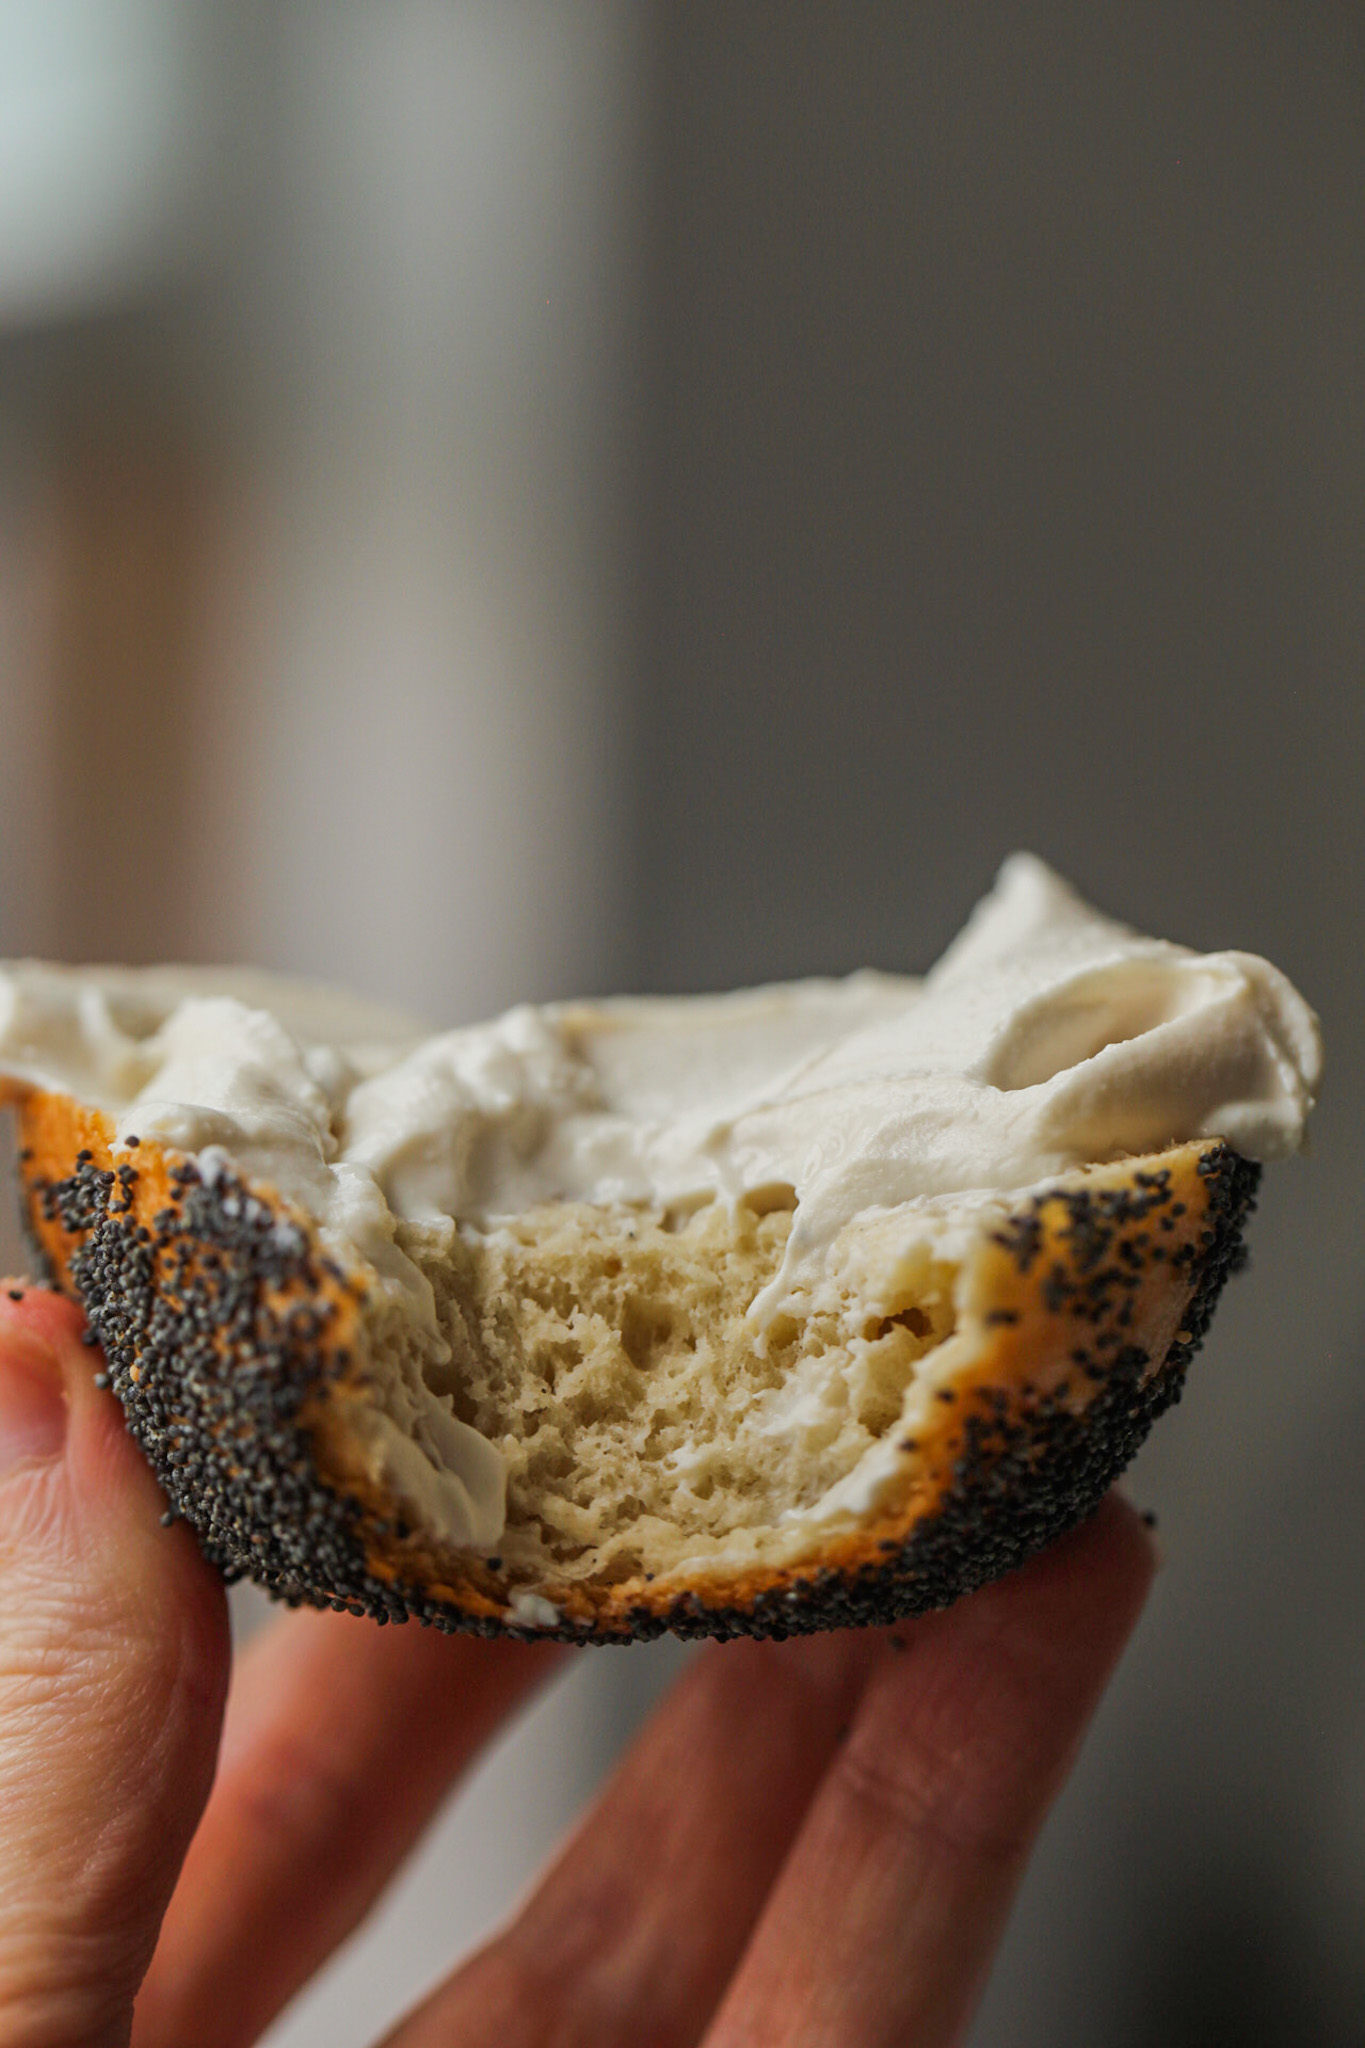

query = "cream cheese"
0;856;1322;1551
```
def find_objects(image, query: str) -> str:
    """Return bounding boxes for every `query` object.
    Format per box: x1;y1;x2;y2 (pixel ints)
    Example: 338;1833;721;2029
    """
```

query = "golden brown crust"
5;1084;1258;1640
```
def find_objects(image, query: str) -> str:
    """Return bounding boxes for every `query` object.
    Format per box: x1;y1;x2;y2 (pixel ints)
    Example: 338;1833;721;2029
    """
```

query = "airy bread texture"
7;1082;1258;1641
420;1191;957;1584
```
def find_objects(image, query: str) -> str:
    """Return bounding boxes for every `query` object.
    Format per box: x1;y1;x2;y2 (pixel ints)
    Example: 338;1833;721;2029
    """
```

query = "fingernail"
0;1333;68;1475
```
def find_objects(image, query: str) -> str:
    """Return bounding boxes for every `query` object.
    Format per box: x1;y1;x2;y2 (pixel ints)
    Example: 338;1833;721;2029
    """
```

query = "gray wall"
635;6;1365;2040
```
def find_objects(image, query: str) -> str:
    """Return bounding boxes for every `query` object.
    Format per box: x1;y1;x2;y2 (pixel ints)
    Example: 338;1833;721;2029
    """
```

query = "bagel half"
6;1080;1258;1642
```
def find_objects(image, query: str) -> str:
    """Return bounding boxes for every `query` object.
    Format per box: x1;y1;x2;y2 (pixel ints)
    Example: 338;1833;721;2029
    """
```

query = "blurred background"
1;3;1362;2041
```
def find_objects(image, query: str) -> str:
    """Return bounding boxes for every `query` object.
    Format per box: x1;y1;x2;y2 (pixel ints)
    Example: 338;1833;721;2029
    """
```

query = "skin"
0;1287;1155;2048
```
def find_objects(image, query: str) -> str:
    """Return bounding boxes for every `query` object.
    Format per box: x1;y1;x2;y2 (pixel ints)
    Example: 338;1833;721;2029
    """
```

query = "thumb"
0;1287;229;2048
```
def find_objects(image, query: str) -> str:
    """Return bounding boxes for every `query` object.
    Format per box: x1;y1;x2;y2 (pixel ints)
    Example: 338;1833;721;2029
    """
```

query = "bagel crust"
5;1083;1258;1641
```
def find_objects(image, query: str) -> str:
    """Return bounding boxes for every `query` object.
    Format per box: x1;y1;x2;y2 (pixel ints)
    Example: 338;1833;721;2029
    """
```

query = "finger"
382;1622;889;2048
134;1603;564;2048
705;1494;1156;2048
0;1286;229;2048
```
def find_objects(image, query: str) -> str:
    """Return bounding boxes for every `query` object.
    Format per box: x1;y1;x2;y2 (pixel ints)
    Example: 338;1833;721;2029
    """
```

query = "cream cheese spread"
0;856;1323;1550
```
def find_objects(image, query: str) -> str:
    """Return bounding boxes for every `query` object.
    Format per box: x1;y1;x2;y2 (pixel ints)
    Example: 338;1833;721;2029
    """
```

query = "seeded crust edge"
2;1083;1259;1642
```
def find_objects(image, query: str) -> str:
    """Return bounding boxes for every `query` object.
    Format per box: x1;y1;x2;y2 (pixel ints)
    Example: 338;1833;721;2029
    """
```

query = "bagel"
0;858;1320;1640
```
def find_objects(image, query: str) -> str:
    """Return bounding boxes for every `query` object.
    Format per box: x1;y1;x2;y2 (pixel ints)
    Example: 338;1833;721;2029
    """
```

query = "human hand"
0;1287;1154;2048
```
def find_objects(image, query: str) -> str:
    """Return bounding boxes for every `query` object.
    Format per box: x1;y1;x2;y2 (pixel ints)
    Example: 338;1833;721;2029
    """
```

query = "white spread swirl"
0;856;1322;1550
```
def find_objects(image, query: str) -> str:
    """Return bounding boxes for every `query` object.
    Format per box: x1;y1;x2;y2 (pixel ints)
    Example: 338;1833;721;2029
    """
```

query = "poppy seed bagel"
8;1098;1255;1640
0;858;1319;1640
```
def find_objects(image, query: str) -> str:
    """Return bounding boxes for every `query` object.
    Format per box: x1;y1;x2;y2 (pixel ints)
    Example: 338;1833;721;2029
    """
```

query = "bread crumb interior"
395;1195;958;1584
